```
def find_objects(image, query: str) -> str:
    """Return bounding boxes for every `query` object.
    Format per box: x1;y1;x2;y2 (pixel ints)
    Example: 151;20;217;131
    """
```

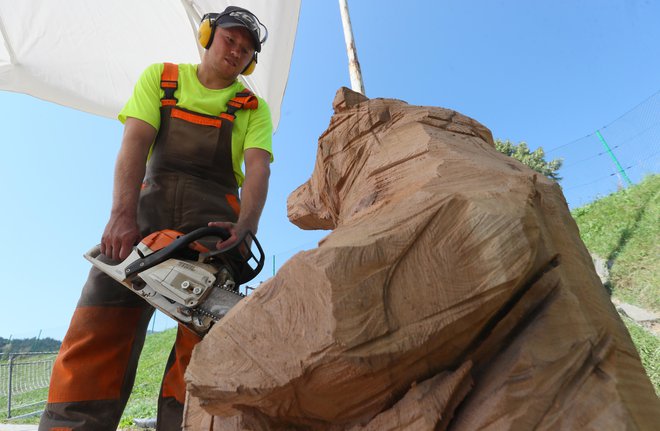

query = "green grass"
572;174;659;312
621;316;660;397
0;387;49;423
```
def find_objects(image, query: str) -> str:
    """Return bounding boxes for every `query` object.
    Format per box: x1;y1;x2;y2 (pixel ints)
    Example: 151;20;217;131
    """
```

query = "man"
40;6;272;431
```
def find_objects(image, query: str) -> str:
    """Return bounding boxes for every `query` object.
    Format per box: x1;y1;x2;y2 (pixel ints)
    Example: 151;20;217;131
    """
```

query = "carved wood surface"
183;88;660;430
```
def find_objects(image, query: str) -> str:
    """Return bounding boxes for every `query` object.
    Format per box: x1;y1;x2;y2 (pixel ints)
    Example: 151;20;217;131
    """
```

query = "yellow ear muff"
241;57;257;75
198;16;215;49
198;11;260;74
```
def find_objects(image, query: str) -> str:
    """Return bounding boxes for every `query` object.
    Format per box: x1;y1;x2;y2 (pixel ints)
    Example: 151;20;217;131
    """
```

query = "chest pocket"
154;62;259;176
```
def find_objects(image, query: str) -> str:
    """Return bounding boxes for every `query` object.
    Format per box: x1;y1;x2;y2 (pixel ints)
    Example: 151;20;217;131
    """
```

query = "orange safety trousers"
39;63;257;431
39;268;201;431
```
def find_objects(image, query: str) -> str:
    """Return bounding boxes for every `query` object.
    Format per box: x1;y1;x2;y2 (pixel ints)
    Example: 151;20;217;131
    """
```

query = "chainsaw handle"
207;230;265;284
124;226;231;277
240;230;265;283
83;244;137;284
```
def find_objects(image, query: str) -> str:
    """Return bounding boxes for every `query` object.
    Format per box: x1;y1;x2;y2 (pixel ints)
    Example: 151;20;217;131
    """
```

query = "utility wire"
546;88;660;154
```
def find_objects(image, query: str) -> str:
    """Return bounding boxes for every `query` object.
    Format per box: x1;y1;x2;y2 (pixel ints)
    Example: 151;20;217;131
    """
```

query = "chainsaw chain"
194;306;223;321
194;284;246;321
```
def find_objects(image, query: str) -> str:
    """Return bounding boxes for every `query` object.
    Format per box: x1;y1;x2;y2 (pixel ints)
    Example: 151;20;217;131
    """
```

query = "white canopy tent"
0;0;300;129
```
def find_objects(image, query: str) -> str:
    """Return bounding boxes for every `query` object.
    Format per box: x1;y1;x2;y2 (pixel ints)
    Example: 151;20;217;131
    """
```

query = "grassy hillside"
572;173;659;395
571;174;659;311
621;316;660;396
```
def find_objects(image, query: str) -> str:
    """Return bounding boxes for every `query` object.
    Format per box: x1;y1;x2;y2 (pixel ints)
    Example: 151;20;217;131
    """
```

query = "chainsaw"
84;226;265;336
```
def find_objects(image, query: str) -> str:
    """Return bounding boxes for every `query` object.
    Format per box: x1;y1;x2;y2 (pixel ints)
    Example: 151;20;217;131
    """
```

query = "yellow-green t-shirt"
118;63;273;186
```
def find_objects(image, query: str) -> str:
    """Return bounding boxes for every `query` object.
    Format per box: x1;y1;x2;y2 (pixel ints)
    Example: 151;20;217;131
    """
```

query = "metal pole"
338;0;366;95
595;130;632;186
7;354;14;418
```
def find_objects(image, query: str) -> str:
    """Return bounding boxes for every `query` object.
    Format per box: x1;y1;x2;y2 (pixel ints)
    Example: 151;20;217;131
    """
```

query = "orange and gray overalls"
39;63;258;431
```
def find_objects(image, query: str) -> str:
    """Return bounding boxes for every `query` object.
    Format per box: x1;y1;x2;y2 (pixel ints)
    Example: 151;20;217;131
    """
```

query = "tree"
0;336;61;354
495;139;563;181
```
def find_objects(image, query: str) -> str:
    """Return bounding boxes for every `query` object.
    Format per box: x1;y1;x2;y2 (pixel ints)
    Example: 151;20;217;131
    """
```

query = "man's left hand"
208;221;250;251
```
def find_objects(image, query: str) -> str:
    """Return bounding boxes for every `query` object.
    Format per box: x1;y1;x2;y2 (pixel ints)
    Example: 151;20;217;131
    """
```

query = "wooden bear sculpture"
184;88;659;430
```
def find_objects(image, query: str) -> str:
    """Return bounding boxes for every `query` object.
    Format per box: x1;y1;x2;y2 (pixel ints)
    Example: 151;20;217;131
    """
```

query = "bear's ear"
333;87;369;113
287;181;337;230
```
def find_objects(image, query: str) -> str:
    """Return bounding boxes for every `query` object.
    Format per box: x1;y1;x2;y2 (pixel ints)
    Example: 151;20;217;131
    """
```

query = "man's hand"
208;148;270;251
100;117;156;261
208;221;249;251
101;213;140;261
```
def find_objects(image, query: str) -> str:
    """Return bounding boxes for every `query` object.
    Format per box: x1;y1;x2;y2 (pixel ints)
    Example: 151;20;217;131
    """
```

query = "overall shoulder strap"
221;89;259;122
160;63;179;107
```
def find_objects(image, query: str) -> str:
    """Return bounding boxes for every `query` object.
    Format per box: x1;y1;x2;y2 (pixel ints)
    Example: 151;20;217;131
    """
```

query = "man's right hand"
100;214;140;261
100;118;156;262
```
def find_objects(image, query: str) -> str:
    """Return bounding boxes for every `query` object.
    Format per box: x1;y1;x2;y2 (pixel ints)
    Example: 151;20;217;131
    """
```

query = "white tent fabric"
0;0;300;129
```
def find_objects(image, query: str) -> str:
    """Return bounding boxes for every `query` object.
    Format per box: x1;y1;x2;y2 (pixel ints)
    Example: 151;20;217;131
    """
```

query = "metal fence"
549;89;660;209
0;352;57;419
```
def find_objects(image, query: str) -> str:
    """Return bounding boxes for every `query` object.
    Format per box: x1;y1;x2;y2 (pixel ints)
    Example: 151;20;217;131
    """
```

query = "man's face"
207;26;255;79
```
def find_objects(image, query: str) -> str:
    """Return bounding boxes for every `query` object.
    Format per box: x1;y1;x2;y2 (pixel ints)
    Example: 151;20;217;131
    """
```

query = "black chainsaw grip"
124;226;230;276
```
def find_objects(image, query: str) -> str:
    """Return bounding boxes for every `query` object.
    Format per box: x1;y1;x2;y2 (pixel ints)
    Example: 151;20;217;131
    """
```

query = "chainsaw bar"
195;283;246;320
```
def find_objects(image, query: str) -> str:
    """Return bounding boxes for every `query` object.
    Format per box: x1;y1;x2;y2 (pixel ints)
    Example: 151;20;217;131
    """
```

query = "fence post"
595;129;632;186
7;354;14;418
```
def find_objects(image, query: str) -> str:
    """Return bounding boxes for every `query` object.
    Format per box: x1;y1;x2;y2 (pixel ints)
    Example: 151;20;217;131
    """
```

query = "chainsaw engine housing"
84;227;264;335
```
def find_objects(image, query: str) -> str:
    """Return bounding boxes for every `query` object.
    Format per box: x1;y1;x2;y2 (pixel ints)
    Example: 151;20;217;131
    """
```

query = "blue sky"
1;0;659;340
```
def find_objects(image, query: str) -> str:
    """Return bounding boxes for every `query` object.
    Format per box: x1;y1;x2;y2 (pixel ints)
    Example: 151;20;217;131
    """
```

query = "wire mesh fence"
549;89;660;209
0;352;57;419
